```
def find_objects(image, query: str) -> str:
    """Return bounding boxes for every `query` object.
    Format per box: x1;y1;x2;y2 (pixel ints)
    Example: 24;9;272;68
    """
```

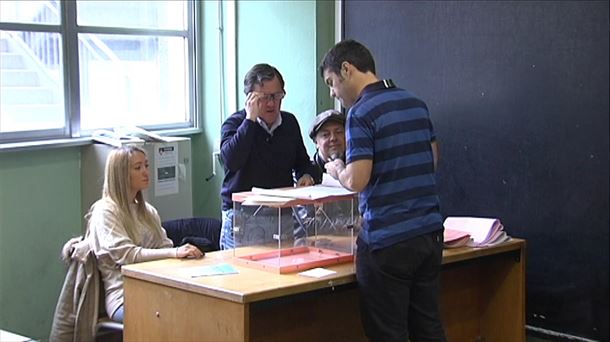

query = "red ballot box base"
235;246;353;274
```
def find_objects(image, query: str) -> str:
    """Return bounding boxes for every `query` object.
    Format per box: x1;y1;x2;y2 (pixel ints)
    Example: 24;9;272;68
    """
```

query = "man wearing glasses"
219;63;320;250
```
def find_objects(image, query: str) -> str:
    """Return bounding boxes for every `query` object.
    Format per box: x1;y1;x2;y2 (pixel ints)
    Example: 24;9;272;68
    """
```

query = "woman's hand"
296;174;314;187
176;243;204;259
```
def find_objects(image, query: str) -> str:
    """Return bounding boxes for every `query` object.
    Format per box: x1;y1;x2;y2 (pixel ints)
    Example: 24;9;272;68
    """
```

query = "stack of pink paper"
443;216;511;248
443;228;473;248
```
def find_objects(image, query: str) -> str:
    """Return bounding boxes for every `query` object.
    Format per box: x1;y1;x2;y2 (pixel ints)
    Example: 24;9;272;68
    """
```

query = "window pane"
76;1;187;30
79;33;189;130
0;1;61;25
0;30;65;133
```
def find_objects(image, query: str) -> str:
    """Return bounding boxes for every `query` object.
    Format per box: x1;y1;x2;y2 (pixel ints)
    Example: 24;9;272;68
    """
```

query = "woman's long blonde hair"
87;145;163;242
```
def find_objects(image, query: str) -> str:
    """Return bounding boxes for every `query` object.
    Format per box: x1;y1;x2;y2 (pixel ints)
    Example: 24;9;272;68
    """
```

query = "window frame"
0;0;200;146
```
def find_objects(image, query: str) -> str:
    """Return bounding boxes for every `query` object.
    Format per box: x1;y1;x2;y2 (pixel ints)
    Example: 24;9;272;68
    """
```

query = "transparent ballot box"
232;186;357;273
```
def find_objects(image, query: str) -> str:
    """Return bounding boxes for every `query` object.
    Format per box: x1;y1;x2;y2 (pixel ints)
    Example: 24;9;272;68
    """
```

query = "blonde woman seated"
87;145;203;323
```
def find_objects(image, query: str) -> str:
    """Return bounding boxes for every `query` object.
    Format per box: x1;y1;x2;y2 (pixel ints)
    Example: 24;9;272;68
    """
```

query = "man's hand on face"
245;91;264;122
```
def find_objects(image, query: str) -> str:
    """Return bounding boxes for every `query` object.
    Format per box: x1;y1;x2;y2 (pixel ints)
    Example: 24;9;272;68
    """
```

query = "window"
0;0;198;143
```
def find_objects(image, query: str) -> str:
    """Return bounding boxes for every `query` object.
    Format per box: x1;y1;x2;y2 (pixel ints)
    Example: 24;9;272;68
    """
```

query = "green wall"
0;1;334;340
316;0;336;113
0;148;82;339
236;1;318;153
192;0;224;219
195;0;336;217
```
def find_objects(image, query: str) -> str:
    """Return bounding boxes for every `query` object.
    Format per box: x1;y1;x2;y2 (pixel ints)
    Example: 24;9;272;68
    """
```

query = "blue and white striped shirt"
347;80;442;250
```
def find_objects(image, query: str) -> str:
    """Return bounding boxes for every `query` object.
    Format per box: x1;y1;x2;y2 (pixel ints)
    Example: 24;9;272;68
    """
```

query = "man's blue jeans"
220;209;234;250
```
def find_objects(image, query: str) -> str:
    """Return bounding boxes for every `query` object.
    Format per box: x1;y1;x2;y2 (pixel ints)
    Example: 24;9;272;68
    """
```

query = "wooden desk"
440;239;526;341
122;239;525;342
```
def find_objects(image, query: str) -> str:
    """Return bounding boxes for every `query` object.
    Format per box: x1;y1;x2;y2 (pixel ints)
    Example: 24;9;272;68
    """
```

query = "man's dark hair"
319;39;376;78
243;63;285;94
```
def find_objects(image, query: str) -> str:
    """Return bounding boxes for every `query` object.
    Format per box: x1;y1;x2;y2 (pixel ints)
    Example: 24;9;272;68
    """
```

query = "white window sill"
0;127;201;153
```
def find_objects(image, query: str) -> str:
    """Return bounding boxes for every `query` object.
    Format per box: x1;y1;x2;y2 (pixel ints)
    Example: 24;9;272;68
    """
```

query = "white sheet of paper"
251;185;355;200
321;173;342;187
241;195;293;206
298;267;337;278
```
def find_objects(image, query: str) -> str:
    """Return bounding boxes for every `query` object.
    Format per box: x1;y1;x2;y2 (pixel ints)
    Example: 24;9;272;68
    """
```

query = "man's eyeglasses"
260;92;285;102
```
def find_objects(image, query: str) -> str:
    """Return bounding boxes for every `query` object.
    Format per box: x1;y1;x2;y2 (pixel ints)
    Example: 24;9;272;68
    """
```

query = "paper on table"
298;267;337;278
443;228;472;248
241;195;294;206
476;231;511;247
321;173;342;187
443;217;502;244
252;185;355;200
188;263;239;277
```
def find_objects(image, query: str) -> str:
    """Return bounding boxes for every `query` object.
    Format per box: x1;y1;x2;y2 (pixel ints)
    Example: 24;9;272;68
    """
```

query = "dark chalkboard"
343;1;609;340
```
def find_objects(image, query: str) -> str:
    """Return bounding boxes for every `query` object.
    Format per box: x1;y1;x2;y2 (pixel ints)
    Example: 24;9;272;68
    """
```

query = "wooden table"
122;239;525;341
439;239;526;341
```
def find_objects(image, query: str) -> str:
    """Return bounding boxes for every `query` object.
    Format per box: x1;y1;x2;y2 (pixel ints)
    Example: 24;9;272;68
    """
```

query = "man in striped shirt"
321;39;446;342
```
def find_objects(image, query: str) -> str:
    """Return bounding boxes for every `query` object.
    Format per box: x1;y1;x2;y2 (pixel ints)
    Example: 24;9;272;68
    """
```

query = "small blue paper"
189;263;239;277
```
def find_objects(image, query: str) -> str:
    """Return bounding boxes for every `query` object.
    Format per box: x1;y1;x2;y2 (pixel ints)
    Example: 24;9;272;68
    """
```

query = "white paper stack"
251;185;356;200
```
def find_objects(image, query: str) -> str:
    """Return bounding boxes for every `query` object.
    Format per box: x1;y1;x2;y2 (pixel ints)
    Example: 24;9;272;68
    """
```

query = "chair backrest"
95;270;123;342
95;318;123;342
162;217;221;252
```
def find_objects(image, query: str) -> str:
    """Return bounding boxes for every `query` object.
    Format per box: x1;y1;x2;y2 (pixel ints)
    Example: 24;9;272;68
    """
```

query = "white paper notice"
154;142;179;196
298;267;337;278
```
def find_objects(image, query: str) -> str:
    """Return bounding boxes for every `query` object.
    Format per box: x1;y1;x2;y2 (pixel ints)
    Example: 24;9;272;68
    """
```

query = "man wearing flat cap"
290;109;352;246
309;109;346;183
301;109;359;245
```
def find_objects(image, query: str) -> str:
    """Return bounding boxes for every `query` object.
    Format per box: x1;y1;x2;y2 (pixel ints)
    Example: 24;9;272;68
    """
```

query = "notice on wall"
154;142;179;196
